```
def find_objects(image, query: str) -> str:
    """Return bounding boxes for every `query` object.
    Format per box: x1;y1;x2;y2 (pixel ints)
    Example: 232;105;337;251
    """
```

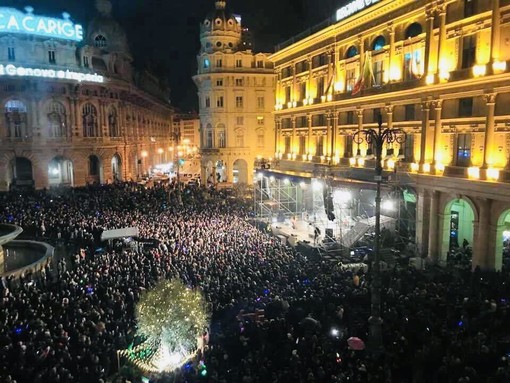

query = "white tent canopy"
100;227;139;241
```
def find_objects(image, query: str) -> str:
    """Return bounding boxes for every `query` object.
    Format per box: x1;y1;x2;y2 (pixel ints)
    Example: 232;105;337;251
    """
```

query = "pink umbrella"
347;336;366;350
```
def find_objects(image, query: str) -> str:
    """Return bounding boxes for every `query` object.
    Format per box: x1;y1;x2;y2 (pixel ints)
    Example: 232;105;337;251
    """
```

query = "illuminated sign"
0;64;104;83
336;0;380;22
0;6;83;41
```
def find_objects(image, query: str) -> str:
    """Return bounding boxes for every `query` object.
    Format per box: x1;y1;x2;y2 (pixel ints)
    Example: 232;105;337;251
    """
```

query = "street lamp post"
353;113;406;353
172;128;182;205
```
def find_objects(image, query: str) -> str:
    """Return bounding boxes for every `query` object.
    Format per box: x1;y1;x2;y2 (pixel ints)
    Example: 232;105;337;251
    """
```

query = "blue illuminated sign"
0;6;83;42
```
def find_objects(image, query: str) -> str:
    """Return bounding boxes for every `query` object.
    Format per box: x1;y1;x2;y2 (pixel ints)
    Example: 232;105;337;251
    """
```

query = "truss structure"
253;175;301;220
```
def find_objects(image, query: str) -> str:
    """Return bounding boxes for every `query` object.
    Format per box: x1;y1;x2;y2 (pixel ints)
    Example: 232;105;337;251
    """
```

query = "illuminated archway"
495;210;510;271
88;155;102;184
216;160;227;183
9;157;33;189
112;153;122;181
204;160;214;184
233;159;248;184
440;198;475;265
48;156;74;187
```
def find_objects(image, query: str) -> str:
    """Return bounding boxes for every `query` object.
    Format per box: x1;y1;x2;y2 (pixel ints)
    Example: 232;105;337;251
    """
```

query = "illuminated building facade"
172;112;200;148
0;0;173;190
270;0;510;270
171;113;201;176
193;0;275;185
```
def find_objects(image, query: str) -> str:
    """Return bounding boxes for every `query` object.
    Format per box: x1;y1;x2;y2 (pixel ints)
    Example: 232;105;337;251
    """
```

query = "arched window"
89;155;100;176
405;23;423;39
108;106;119;137
345;45;358;59
94;35;107;48
205;124;213;148
82;103;98;137
5;99;27;138
372;35;386;51
47;101;67;137
217;123;226;148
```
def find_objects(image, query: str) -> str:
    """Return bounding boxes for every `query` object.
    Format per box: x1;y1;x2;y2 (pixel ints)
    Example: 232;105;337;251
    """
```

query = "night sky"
3;0;343;110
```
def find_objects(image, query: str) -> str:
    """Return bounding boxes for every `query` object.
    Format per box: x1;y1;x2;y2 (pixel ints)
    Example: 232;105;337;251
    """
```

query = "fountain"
0;223;54;277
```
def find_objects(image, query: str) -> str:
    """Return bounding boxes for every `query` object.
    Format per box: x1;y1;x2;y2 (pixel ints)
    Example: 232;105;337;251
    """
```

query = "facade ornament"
386;22;394;34
384;104;394;114
483;93;497;105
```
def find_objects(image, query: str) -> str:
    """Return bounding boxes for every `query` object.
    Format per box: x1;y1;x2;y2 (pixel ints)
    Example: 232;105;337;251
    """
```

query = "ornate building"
0;0;173;190
269;0;510;270
193;0;275;185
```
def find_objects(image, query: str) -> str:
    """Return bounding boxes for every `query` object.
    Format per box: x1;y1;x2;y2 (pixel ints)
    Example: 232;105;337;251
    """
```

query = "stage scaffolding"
253;175;301;221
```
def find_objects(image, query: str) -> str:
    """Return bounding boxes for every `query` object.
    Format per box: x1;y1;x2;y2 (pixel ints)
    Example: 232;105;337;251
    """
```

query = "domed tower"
200;0;241;53
81;0;133;78
194;0;276;187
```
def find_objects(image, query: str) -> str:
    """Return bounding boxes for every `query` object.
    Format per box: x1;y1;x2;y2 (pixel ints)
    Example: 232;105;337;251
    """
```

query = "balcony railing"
201;148;220;154
443;166;468;178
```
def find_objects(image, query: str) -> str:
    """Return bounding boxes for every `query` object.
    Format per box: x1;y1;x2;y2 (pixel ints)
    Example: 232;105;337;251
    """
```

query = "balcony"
200;148;220;154
443;166;468;178
449;68;472;82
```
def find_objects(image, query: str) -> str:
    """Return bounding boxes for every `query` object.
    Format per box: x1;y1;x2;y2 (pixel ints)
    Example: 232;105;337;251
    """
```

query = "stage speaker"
323;190;335;221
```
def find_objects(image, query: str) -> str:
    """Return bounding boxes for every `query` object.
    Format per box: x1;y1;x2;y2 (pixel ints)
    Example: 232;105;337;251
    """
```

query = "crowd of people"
0;183;509;383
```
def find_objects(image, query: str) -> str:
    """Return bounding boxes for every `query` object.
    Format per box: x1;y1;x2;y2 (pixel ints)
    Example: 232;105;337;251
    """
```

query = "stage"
268;215;396;249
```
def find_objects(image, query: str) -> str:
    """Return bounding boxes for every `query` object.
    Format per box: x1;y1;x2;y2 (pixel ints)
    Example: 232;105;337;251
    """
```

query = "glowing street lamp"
353;113;406;353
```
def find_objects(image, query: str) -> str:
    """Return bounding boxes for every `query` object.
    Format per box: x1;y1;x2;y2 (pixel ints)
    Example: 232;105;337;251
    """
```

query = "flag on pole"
410;51;422;78
352;52;374;95
324;63;336;95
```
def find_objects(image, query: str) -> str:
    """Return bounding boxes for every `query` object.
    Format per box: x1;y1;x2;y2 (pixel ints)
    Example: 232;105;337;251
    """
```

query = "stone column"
307;114;312;155
416;189;431;257
73;98;80;138
327;50;333;96
276;69;281;104
31;98;40;138
100;100;107;137
274;117;281;156
419;100;431;169
488;223;504;271
358;34;364;61
424;7;435;77
331;111;338;159
67;97;74;138
387;23;395;80
482;93;497;170
332;48;338;94
427;190;439;262
437;211;451;266
291;64;297;103
291;116;296;156
490;0;501;67
432;99;443;168
436;4;447;76
307;58;313;99
473;198;491;270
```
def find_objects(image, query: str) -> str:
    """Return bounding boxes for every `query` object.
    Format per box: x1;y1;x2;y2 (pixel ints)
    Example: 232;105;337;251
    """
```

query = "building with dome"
0;0;173;190
267;0;510;270
193;0;275;185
